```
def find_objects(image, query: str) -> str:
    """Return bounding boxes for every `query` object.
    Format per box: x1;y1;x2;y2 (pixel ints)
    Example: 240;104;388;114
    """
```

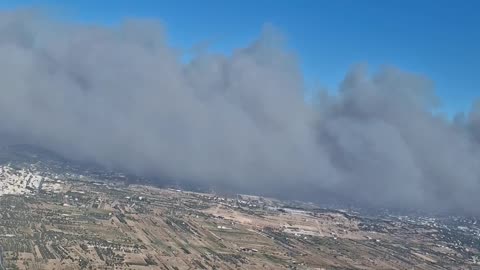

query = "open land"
0;146;479;269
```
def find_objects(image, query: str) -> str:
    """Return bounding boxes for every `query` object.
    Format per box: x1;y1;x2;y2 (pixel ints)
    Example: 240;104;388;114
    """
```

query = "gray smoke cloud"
1;9;479;214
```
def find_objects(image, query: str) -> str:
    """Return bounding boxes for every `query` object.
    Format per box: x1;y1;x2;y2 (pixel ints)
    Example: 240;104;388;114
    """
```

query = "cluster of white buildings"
0;164;45;196
0;164;70;196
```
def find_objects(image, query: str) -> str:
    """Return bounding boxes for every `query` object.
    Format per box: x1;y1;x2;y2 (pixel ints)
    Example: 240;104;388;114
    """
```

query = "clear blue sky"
2;0;479;115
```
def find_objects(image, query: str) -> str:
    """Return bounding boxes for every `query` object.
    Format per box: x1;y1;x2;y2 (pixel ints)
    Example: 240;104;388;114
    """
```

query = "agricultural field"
0;176;479;269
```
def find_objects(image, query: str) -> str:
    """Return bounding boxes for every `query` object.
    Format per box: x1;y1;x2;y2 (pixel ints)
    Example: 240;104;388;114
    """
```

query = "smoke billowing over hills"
0;9;479;214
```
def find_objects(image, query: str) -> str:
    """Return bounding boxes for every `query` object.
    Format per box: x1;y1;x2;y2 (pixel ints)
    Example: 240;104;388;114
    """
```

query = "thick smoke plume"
1;9;479;214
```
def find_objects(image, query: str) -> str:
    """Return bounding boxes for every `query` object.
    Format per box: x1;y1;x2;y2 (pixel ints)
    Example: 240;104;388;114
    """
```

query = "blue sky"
1;0;479;115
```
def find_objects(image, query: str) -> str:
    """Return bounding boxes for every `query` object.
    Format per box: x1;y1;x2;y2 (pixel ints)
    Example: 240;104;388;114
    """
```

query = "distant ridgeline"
0;144;197;191
0;144;138;184
0;144;68;167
